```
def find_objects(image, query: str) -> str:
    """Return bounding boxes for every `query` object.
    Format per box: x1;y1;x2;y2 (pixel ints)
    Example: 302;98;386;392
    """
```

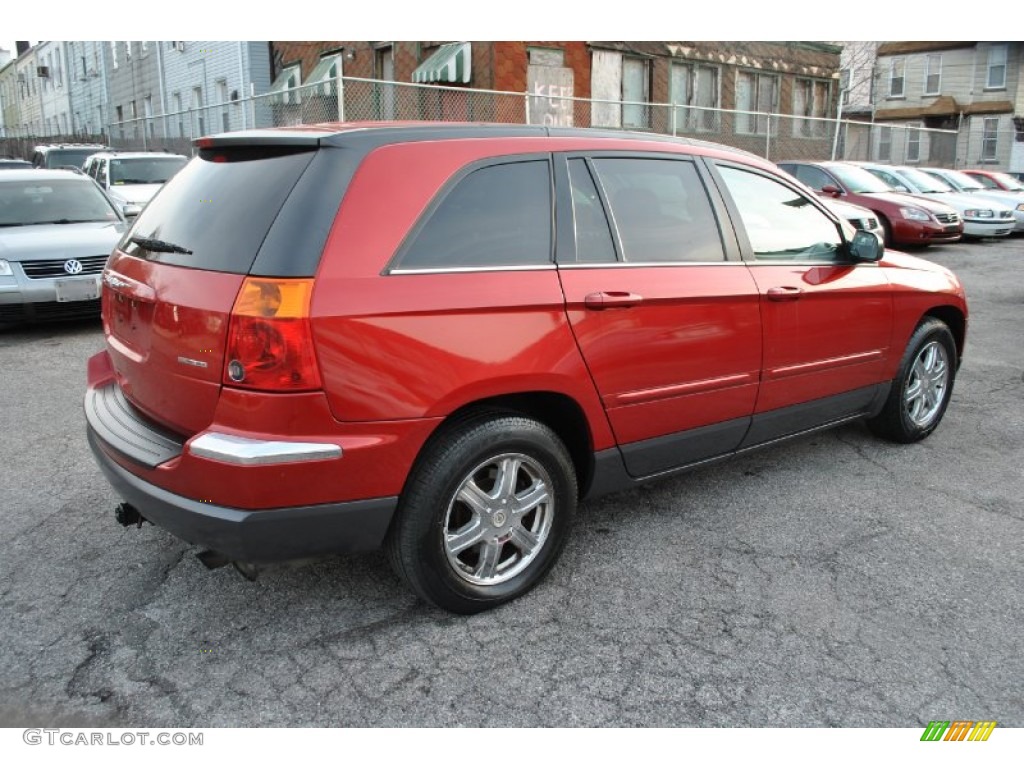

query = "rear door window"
567;158;616;263
590;158;725;263
122;149;315;274
394;160;552;270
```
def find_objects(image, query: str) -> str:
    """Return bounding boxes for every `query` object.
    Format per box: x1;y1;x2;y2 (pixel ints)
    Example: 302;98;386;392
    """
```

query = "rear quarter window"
393;159;552;270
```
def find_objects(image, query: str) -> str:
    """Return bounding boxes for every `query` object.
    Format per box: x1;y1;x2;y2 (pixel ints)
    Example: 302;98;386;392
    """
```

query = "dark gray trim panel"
84;382;184;469
583;382;893;502
251;146;370;277
88;429;397;562
619;416;750;477
740;384;885;449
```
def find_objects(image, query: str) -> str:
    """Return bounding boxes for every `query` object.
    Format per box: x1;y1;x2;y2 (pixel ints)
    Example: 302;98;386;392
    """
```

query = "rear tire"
867;318;957;443
386;413;577;614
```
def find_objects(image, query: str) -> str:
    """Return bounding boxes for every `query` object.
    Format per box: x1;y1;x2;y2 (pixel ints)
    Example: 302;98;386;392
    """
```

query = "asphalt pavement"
1;236;1021;727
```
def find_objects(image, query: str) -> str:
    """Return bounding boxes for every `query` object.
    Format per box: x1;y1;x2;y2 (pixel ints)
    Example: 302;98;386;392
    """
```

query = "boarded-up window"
622;58;649;129
736;71;778;134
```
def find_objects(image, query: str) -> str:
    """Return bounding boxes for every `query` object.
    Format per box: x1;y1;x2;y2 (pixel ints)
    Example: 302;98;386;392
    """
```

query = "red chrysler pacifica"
85;123;968;613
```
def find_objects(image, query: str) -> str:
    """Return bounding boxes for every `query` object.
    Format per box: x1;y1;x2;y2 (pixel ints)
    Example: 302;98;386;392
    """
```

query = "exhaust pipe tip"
114;503;144;528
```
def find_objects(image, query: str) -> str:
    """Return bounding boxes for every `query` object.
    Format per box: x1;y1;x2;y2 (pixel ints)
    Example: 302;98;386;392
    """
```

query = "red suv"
85;124;968;613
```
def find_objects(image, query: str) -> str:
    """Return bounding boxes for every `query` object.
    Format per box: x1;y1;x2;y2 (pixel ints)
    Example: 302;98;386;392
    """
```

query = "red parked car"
778;160;963;247
961;169;1024;194
85;124;968;613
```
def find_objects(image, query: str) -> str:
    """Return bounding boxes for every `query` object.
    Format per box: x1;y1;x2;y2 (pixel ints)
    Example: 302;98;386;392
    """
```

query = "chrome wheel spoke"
512;480;549;517
905;378;923;404
446;518;486;555
474;540;502;580
457;479;493;516
492;456;521;500
509;524;540;558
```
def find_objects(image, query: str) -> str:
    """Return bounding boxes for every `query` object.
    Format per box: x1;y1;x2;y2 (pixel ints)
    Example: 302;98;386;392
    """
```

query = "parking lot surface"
1;237;1021;727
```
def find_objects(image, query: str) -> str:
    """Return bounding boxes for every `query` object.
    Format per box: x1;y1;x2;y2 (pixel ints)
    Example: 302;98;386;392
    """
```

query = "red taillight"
224;278;321;391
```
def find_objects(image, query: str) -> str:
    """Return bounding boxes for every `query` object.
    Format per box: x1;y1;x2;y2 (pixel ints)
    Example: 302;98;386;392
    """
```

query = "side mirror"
849;229;883;262
122;203;142;218
821;184;843;197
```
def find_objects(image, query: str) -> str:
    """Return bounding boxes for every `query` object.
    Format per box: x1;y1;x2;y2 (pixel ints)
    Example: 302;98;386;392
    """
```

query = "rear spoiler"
194;131;329;149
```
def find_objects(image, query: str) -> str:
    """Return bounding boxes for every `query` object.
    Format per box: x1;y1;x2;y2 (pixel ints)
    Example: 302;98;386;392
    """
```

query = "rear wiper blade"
130;235;193;255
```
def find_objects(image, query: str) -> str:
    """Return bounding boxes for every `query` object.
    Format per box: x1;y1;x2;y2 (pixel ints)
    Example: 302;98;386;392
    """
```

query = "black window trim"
552;149;743;267
706;158;866;267
384;153;556;275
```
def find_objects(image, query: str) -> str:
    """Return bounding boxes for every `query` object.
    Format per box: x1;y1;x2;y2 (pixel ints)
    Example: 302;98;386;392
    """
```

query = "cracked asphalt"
1;236;1021;728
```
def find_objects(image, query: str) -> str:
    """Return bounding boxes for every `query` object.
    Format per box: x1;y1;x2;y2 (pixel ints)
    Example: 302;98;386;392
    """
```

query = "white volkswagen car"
859;163;1014;239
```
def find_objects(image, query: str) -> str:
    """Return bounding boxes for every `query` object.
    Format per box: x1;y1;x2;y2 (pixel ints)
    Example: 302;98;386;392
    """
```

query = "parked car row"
779;160;1023;247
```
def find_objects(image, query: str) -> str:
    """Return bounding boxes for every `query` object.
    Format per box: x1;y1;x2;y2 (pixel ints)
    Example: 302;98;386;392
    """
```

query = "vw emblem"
63;259;83;275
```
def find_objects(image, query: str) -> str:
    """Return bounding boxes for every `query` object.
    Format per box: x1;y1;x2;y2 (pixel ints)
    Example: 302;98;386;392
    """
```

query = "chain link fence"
4;76;976;169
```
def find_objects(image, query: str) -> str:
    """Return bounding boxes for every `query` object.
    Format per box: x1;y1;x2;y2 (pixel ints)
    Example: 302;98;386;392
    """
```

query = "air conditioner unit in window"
37;66;50;78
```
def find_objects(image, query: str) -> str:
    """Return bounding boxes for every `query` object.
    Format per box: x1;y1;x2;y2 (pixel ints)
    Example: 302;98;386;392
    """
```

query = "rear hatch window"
121;148;316;274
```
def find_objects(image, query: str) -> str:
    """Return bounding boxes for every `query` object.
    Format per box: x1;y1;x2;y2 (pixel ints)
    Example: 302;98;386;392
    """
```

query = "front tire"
386;414;577;614
867;318;957;443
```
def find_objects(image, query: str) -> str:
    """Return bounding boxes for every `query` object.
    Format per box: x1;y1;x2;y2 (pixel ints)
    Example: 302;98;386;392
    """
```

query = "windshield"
0;179;121;226
988;172;1024;191
932;169;985;192
45;149;105;169
110;157;188;185
827;165;895;194
896;167;952;193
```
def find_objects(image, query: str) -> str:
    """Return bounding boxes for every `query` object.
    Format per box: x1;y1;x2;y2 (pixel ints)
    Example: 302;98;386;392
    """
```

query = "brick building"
268;41;840;152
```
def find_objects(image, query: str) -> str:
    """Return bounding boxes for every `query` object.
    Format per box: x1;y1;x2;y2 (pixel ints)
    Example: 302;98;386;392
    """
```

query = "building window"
215;80;228;132
878;126;892;161
736;71;779;135
110;41;118;70
144;95;153;137
125;42;132;62
528;47;564;67
986;45;1007;89
906;122;922;162
193;86;204;136
840;67;852;105
982;117;999;161
924;54;941;95
670;62;720;132
793;78;830;138
173;92;183;138
888;58;905;97
621;57;650;129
